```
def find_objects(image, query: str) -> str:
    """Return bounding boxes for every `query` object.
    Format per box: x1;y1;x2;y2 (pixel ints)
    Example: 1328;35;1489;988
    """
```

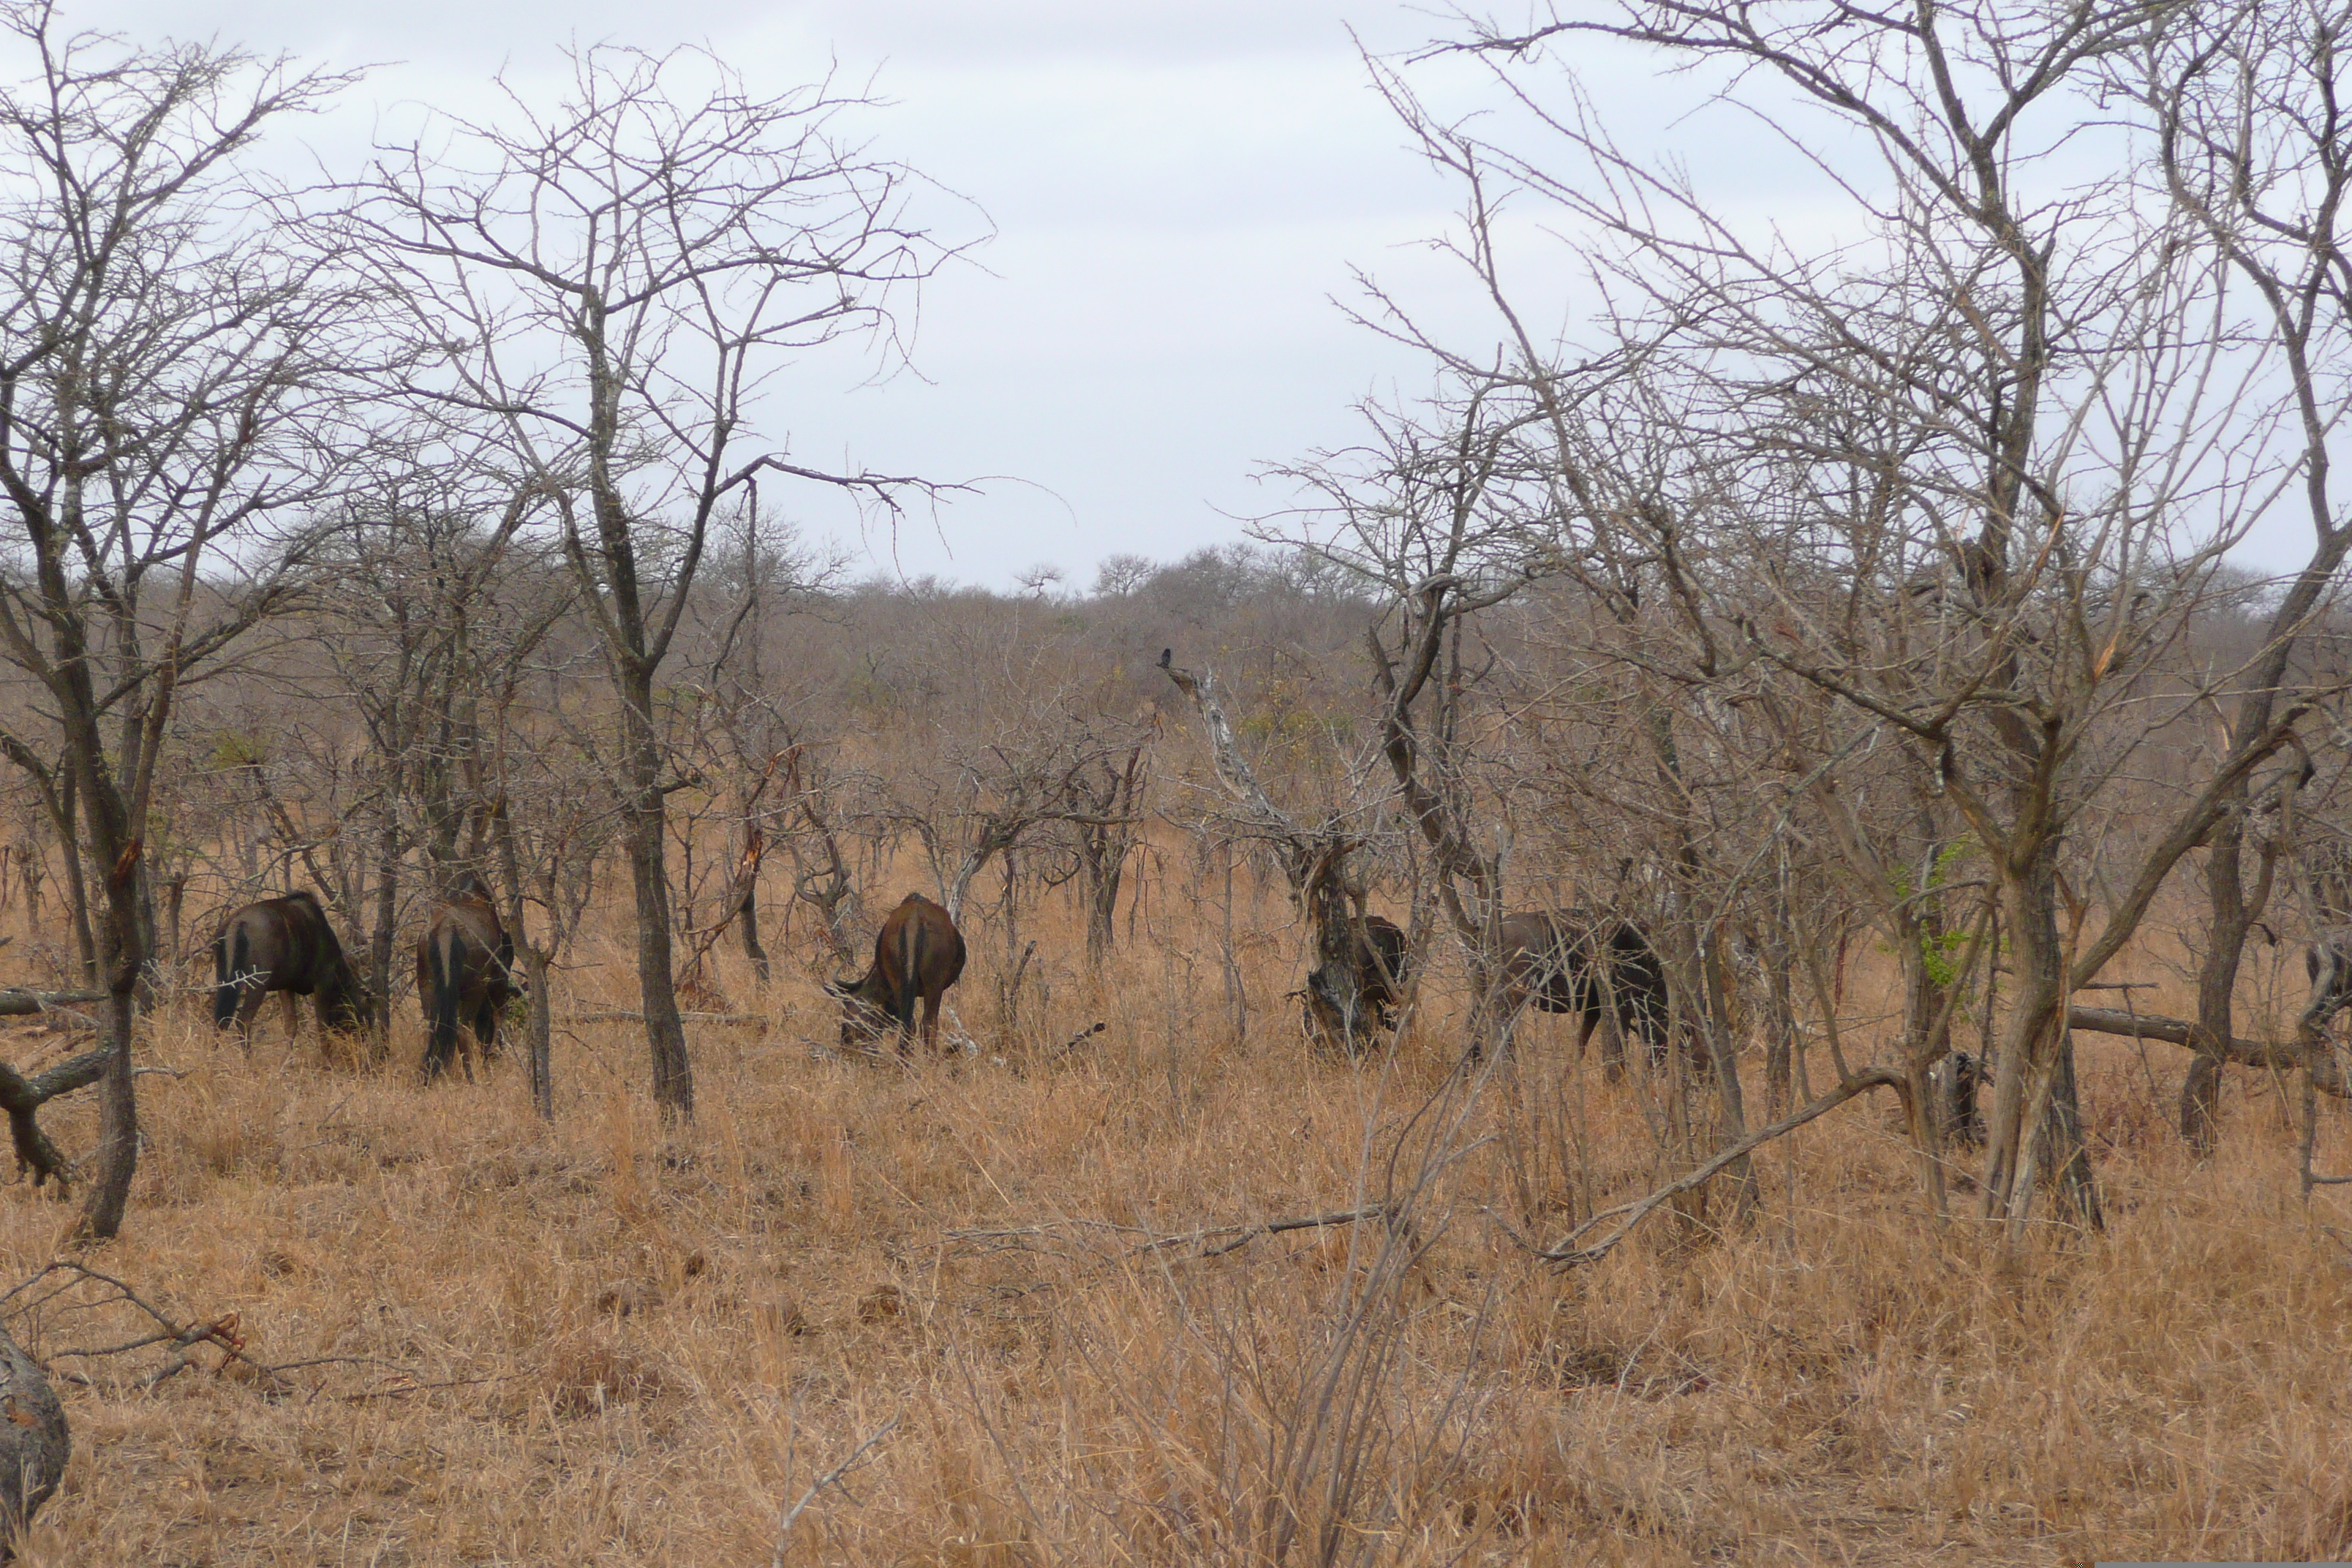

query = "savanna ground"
1;874;2349;1567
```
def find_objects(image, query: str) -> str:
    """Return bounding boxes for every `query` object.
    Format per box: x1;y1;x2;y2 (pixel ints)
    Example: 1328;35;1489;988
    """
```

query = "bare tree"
358;44;970;1120
1062;715;1153;969
1338;0;2352;1243
307;469;546;1031
1158;652;1396;1055
0;7;374;1236
2110;0;2352;1150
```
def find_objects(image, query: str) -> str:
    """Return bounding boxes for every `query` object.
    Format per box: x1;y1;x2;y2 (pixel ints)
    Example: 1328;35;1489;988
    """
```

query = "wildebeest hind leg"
474;998;502;1064
233;982;270;1053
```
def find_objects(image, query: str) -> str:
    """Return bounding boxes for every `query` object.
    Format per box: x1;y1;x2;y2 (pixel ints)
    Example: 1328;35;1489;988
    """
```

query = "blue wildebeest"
826;892;967;1056
417;872;521;1082
212;891;368;1048
1496;910;1671;1072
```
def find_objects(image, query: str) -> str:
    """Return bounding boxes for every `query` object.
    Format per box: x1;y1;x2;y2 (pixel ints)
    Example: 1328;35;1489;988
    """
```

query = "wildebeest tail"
891;916;923;1036
212;925;247;1028
426;929;464;1079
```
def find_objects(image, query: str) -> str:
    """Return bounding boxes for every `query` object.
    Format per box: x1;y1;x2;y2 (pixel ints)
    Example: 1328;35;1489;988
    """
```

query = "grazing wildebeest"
1303;913;1411;1044
826;892;967;1056
1496;911;1670;1069
417;872;521;1082
1936;1051;1987;1146
211;891;367;1047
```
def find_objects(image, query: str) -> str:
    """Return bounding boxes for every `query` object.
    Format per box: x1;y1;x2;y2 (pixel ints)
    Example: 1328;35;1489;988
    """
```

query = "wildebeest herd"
195;864;2024;1158
206;873;1710;1083
211;881;519;1077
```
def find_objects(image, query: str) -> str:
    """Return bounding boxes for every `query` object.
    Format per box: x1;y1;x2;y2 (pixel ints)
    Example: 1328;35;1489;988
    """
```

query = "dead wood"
1044;1020;1107;1063
1139;1205;1392;1259
562;1009;769;1028
0;992;102;1018
772;1414;900;1564
1540;1068;1907;1267
0;1048;105;1191
4;1262;432;1403
944;1204;1392;1263
2067;1006;2350;1097
0;1322;64;1552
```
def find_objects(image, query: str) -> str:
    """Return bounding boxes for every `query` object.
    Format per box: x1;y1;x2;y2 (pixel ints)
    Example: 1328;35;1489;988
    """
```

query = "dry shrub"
0;890;2347;1564
542;1335;669;1419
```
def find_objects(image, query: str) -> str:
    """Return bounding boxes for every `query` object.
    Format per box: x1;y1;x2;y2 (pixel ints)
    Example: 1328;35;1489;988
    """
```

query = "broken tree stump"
0;1322;66;1551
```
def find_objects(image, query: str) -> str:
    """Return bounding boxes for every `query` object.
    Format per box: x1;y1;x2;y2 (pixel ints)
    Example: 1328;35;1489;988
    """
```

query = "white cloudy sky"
46;2;2316;590
55;0;1580;589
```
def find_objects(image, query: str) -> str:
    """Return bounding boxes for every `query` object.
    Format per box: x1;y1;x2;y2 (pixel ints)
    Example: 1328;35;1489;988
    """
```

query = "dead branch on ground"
773;1414;901;1566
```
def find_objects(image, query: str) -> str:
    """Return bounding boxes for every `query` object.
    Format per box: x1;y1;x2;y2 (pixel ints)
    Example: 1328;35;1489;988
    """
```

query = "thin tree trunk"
162;873;184;968
497;828;555;1120
1983;833;2102;1233
73;786;143;1241
2185;816;2251;1152
737;832;771;985
621;669;693;1120
55;772;94;987
369;813;402;1043
1762;897;1796;1118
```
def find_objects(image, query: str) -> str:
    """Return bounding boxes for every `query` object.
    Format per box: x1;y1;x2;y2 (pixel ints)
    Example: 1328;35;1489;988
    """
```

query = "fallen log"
0;991;103;1019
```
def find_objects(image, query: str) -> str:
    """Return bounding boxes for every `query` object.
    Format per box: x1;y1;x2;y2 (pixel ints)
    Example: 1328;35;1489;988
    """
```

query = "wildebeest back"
211;892;366;1039
417;872;519;1082
829;892;967;1053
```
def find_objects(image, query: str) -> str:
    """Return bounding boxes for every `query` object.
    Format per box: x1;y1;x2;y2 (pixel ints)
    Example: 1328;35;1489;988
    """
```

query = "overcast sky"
52;1;2315;593
51;0;1556;590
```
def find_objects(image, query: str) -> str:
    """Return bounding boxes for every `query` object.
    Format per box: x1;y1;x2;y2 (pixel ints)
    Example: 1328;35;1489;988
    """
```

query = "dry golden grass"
0;890;2349;1565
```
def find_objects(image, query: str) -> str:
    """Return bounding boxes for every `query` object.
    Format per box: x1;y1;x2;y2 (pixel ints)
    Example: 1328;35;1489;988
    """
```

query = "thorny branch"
772;1414;901;1565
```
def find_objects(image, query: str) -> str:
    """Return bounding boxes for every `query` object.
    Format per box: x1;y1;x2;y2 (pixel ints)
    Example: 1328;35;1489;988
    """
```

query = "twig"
773;1414;900;1565
1541;1068;1905;1267
0;991;105;1017
562;1009;766;1026
9;1262;255;1389
1044;1020;1106;1063
333;1371;524;1403
1139;1205;1392;1259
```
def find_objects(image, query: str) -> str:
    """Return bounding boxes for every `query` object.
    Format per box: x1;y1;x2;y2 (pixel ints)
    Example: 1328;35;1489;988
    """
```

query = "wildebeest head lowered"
211;891;369;1047
826;892;967;1055
417;871;522;1083
1496;910;1670;1071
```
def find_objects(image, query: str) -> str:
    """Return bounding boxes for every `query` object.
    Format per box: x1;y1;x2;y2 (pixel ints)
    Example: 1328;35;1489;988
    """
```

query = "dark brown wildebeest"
826;892;967;1055
1496;911;1670;1071
211;891;368;1047
1303;913;1411;1044
417;872;521;1082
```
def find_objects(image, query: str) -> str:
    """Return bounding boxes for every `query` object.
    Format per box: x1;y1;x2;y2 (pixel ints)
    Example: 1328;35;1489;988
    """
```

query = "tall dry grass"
0;881;2348;1566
